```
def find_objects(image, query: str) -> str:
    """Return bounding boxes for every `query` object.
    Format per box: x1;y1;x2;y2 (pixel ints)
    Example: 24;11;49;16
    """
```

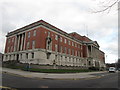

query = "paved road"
1;67;109;79
2;72;119;88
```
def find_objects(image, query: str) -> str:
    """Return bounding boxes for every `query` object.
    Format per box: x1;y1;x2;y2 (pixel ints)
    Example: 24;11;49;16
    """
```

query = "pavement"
0;67;108;80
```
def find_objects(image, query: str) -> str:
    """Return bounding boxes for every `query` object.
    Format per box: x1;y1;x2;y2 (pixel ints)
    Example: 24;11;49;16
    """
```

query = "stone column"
91;45;93;57
20;34;24;51
16;35;18;51
22;33;25;50
86;45;89;57
14;35;17;52
23;33;26;50
17;35;20;51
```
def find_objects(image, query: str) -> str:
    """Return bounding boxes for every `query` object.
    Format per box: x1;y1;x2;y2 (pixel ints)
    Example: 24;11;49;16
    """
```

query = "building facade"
3;20;106;69
0;53;3;66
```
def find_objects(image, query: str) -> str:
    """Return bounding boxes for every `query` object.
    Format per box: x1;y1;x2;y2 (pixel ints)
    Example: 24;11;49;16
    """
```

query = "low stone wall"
3;61;88;70
16;63;88;69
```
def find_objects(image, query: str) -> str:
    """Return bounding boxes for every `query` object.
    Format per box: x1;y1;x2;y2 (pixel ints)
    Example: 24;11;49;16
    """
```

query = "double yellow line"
0;86;17;90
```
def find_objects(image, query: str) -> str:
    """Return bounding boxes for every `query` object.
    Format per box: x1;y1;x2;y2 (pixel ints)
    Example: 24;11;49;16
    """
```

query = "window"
55;35;58;40
6;55;8;60
9;47;11;52
47;53;51;59
78;51;80;56
21;54;22;59
48;32;50;36
32;40;35;49
72;49;74;55
64;39;67;44
76;59;79;63
33;30;36;36
75;43;77;47
89;61;91;65
27;42;30;49
11;46;13;52
7;47;9;52
68;48;69;54
72;42;74;46
73;58;76;63
64;47;66;53
14;54;15;60
26;53;28;59
60;37;62;42
9;55;11;60
68;48;71;54
61;46;63;53
55;44;58;52
68;40;70;45
69;57;71;62
81;52;82;57
65;56;67;61
81;45;82;50
8;38;10;43
52;34;54;37
12;38;14;42
61;56;63;61
32;53;34;58
55;55;57;60
28;32;30;38
75;51;77;56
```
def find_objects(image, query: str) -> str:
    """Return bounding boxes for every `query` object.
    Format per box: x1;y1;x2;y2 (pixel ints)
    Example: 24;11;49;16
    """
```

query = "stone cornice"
6;20;83;44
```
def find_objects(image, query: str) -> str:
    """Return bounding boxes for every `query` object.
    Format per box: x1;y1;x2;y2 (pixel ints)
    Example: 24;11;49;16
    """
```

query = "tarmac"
0;67;108;80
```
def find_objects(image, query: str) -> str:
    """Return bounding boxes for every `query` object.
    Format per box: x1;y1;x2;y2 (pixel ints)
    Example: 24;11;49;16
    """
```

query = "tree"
93;0;119;13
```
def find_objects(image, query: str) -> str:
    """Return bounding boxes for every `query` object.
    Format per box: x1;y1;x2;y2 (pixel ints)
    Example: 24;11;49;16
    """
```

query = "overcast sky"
0;0;118;63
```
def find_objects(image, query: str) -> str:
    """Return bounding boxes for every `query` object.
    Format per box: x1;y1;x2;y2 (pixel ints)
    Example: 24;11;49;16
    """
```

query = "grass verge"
22;68;94;73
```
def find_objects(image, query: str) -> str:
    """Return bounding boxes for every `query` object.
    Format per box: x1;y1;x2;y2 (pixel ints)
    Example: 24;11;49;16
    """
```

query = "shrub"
89;67;99;71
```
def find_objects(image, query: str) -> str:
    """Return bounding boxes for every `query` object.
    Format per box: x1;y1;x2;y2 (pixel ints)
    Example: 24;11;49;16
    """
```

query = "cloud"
1;0;118;63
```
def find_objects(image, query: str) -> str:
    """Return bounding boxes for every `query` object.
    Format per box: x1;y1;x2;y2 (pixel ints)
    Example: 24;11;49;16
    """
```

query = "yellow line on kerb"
0;86;17;90
0;86;11;89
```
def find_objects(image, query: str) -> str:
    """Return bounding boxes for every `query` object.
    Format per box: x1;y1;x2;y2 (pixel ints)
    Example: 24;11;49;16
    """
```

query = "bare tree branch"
93;0;119;13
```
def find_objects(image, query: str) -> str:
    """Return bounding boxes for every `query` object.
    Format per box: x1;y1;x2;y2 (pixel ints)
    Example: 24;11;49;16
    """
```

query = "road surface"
2;72;119;89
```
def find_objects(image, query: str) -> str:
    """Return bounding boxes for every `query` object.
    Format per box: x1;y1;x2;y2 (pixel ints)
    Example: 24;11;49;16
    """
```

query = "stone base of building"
3;49;106;69
3;49;87;67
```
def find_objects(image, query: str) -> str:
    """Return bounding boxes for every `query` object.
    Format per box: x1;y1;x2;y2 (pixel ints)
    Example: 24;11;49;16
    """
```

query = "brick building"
3;20;106;69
